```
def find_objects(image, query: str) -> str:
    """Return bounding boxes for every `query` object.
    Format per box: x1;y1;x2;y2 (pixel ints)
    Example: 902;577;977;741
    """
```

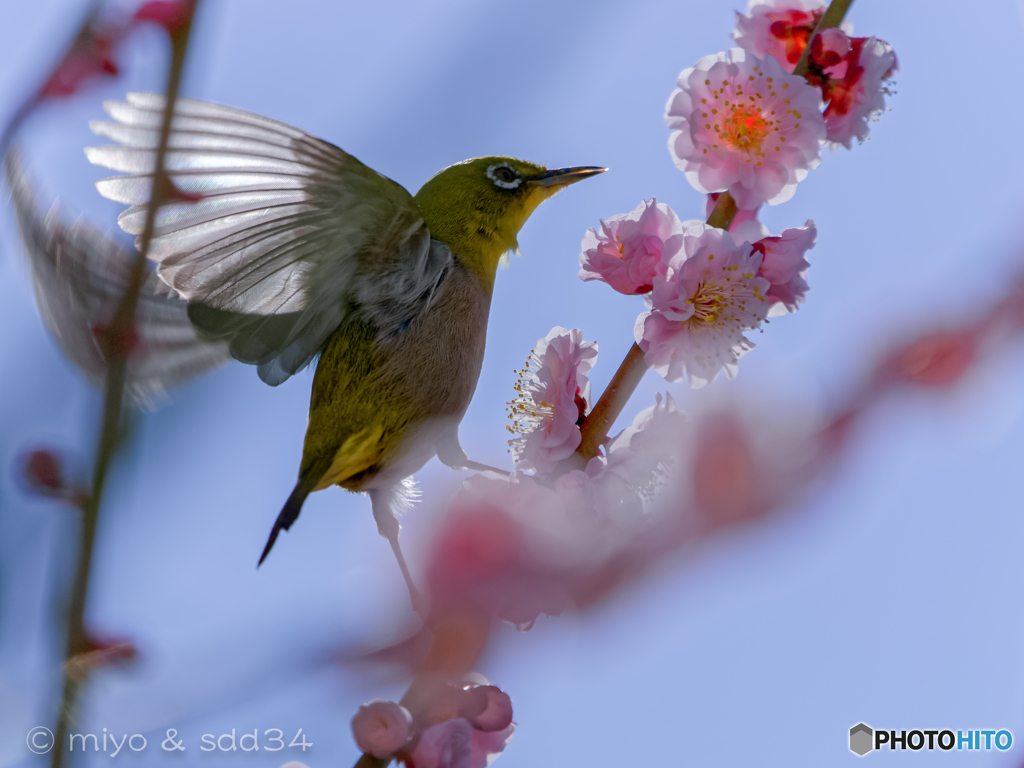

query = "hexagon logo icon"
850;723;874;756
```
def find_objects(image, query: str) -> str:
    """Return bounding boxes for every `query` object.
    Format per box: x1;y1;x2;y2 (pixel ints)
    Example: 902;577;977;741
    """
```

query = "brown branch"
50;8;199;768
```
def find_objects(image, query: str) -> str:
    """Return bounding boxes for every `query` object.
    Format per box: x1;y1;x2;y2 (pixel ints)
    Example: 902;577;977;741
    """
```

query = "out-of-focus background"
2;0;1024;765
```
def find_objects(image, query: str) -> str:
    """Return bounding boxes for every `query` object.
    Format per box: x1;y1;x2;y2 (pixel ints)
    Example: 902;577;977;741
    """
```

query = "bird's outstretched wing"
5;149;231;406
86;92;451;385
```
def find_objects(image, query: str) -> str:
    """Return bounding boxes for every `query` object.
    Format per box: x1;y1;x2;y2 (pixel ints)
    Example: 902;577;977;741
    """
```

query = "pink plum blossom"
352;699;413;759
579;198;683;294
635;223;770;387
821;36;898;148
507;328;598;474
732;0;853;73
665;48;825;208
749;220;816;314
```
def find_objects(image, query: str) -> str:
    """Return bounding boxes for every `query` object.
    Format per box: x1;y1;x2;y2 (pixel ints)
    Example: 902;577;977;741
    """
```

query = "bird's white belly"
358;416;452;491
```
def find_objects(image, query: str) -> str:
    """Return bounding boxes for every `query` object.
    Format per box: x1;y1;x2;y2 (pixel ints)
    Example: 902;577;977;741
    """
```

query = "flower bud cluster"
351;681;514;768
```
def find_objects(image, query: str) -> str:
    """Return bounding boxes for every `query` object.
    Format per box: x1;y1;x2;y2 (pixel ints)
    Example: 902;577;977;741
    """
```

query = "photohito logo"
849;723;1013;756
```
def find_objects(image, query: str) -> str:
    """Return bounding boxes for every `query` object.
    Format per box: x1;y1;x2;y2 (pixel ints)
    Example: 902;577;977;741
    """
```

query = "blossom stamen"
723;105;770;152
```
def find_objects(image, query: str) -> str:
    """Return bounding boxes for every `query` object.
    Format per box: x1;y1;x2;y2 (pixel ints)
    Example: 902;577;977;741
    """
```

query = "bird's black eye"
486;162;522;189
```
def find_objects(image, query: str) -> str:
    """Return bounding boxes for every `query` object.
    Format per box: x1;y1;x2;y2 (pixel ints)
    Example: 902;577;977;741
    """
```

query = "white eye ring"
487;162;522;189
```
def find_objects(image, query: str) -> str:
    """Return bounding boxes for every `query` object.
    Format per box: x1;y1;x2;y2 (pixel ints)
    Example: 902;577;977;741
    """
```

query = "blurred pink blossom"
351;700;413;759
411;679;515;733
21;449;66;498
666;48;825;208
426;475;574;630
134;0;195;32
32;1;195;105
579;198;683;295
404;717;515;768
821;36;898;148
884;331;979;388
587;392;687;510
464;686;514;733
507;328;598;474
40;27;123;98
664;398;830;535
635;224;770;387
732;0;853;72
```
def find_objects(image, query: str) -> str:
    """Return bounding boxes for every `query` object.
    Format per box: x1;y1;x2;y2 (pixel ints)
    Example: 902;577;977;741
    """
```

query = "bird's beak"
527;166;607;188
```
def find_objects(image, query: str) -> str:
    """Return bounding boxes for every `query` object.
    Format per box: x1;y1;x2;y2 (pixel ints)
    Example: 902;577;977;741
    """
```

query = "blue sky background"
2;0;1024;765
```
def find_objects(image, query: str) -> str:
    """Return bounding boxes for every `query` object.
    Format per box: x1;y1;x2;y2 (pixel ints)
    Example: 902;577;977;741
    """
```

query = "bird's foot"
386;531;430;621
372;494;430;622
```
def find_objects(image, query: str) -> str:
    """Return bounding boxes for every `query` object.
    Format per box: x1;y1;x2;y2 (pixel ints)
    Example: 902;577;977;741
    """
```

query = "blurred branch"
50;5;199;767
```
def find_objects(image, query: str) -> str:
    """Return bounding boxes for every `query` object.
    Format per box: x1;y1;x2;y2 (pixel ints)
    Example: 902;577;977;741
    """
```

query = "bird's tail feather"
258;474;317;566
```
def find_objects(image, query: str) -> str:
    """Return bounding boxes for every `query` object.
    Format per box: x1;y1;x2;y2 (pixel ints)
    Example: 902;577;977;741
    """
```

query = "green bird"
86;92;603;601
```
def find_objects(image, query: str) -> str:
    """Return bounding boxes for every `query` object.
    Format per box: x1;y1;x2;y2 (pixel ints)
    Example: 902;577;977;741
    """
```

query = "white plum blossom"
665;48;825;208
507;327;598;474
635;223;770;387
579;198;684;295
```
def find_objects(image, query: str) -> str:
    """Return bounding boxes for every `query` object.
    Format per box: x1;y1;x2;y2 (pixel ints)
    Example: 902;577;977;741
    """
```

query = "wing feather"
86;93;450;385
4;149;230;405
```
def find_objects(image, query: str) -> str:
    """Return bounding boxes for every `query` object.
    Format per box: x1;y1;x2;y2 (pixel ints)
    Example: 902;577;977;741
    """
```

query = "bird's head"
414;157;605;292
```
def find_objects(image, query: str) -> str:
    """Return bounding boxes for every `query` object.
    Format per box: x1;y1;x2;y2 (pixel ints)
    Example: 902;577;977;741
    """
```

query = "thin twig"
50;7;199;768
